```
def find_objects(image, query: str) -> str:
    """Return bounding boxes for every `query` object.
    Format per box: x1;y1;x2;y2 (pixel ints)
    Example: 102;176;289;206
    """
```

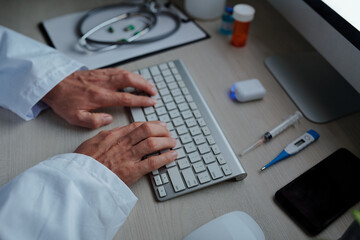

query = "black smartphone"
275;148;360;236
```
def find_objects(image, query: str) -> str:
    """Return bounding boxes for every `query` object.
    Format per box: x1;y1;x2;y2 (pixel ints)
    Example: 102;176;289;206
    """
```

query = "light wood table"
1;0;359;239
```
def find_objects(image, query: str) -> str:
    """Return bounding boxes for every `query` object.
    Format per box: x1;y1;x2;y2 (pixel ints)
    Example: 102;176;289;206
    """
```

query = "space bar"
131;107;146;122
167;167;186;192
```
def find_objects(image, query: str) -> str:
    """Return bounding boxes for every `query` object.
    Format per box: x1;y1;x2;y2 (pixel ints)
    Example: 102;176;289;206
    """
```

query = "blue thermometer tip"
260;150;290;171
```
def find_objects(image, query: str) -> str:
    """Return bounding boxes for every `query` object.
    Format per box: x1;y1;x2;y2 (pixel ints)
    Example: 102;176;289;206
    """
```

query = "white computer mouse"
183;211;265;240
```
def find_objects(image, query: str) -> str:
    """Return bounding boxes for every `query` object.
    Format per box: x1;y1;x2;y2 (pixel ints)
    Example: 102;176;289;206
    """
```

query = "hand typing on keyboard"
131;60;247;200
43;68;158;129
75;121;178;186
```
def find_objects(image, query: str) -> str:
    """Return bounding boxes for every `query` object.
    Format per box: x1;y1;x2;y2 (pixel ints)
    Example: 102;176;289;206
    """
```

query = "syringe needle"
240;138;265;156
239;111;303;157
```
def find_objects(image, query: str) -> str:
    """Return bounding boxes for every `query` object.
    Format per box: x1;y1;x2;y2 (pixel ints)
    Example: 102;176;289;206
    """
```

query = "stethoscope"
77;1;181;53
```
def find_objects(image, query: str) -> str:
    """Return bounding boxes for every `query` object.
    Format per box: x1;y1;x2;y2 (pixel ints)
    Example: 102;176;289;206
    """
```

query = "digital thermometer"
261;129;320;171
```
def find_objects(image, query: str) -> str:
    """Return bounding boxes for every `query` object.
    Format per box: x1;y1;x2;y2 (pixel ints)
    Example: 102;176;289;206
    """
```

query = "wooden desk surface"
1;0;359;239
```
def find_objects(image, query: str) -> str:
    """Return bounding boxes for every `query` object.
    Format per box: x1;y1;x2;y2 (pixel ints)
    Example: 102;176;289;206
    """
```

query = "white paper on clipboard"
42;4;209;69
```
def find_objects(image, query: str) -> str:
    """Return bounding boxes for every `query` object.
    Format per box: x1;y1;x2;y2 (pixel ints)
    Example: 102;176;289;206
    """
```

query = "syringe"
240;111;303;156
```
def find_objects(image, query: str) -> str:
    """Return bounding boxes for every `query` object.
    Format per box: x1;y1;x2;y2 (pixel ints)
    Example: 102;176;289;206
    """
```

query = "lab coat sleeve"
0;25;86;120
0;153;138;240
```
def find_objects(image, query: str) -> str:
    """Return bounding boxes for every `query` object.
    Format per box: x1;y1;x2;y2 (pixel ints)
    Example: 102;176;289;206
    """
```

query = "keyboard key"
190;126;201;136
144;106;155;115
152;170;159;175
161;173;169;183
193;110;202;118
170;130;178;139
178;81;185;88
182;87;189;95
165;75;175;83
174;139;182;149
178;102;189;111
169;109;180;118
182;110;193;119
150;66;160;76
174;74;182;81
159;114;170;122
156;107;167;116
176;148;186;159
193;161;206;173
168;82;178;90
185;95;193;102
202;126;211;136
159;88;170;96
159;63;168;70
186;118;197;127
163;95;173;103
207;163;224;180
157;186;167;197
154;175;162;186
184;142;197;153
176;126;188;135
194;135;206;145
211;145;221;155
171;68;178;74
174;95;185;104
165;102;177;111
202;153;216;164
155;99;164;108
131;107;146;122
154;75;164;83
162;69;172;76
180;133;192;144
198;171;211;184
222;165;232;176
168;61;175;68
166;122;174;131
198;143;211;154
188;152;201;163
168;167;186;192
173;117;184;127
206;135;216;145
178;157;190;169
189;102;198;110
171;88;182;97
146;114;158;121
157;81;167;89
216;154;227;165
182;168;198;188
166;161;177;168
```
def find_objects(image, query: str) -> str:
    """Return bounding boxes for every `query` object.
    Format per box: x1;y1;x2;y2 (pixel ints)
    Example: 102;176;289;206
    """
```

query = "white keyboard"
131;59;247;201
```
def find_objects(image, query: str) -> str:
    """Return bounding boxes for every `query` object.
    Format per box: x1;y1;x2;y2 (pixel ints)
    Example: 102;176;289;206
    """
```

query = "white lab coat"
0;26;138;240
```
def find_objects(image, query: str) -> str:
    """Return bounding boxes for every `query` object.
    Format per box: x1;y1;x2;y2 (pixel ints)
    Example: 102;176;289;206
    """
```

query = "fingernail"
149;98;157;105
151;87;157;93
159;121;167;126
103;115;112;124
171;151;178;158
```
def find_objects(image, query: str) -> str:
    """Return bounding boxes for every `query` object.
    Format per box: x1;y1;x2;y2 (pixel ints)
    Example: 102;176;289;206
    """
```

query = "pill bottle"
231;4;255;47
220;6;234;35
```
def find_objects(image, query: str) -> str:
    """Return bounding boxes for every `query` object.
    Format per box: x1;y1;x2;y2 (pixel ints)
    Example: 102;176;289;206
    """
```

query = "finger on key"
138;150;178;174
112;70;157;96
126;122;170;145
131;137;176;159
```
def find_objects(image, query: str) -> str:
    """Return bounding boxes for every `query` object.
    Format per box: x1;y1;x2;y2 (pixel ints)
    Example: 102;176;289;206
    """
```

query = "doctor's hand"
74;121;177;186
42;68;157;129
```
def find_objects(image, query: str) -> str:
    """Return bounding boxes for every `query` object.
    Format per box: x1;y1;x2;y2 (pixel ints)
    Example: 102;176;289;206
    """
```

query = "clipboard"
41;4;210;69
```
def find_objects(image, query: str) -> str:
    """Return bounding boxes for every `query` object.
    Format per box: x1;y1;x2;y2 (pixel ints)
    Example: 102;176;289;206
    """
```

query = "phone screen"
275;148;360;236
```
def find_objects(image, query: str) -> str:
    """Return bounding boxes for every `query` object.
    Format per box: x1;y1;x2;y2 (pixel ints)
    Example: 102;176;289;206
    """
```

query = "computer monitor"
265;0;360;123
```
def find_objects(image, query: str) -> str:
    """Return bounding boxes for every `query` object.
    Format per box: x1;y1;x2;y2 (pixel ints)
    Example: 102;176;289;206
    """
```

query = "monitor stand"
265;52;360;123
